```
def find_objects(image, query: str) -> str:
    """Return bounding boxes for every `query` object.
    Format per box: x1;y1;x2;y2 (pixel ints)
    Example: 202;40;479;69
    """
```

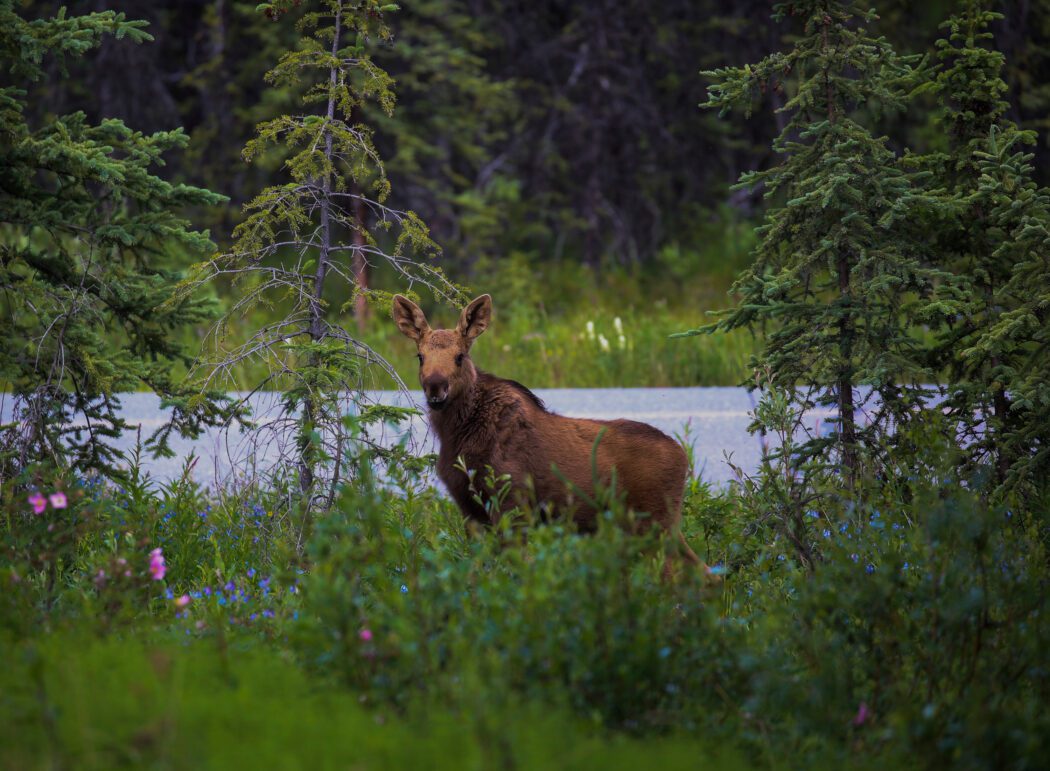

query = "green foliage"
184;0;462;502
915;1;1050;494
298;463;736;732
0;632;747;771
1;414;1048;767
921;2;1034;488
686;1;947;483
0;0;238;481
965;127;1050;490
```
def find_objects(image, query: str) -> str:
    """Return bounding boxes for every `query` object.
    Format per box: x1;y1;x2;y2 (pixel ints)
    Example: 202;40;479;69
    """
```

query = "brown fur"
392;293;707;575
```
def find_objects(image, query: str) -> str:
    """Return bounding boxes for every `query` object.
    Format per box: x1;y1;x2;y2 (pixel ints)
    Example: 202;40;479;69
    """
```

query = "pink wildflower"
852;701;871;727
148;547;166;581
359;628;373;642
28;492;46;515
175;594;191;609
49;491;67;509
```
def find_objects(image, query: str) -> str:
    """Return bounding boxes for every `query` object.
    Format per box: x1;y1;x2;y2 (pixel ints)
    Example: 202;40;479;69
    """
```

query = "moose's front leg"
438;456;496;534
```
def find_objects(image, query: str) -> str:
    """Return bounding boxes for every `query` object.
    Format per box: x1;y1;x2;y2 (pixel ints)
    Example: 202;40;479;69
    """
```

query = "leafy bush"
297;467;738;732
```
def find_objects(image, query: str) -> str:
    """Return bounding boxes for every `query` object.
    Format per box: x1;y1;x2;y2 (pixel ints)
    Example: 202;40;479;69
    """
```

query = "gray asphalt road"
14;389;826;488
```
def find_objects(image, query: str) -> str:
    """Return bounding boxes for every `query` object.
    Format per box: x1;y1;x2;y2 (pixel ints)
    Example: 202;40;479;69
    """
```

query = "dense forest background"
26;0;1050;271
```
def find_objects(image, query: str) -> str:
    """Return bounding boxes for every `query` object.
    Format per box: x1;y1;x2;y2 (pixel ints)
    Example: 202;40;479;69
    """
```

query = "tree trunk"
837;253;858;485
992;378;1011;484
299;1;342;495
352;187;369;333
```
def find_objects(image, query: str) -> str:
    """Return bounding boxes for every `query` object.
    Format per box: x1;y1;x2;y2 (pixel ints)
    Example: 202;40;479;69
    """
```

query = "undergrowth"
1;414;1047;769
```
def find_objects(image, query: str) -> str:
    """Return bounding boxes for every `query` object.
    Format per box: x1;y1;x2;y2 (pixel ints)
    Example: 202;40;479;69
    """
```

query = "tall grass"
0;633;744;771
184;218;759;390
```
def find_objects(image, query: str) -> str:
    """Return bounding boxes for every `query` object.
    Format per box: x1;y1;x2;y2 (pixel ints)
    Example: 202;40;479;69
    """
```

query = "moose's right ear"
392;295;431;342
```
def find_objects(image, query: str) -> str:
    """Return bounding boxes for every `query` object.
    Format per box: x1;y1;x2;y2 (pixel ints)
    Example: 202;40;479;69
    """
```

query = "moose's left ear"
457;294;492;341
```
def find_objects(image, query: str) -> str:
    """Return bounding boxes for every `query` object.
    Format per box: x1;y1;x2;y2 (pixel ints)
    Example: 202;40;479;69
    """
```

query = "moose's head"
392;294;492;410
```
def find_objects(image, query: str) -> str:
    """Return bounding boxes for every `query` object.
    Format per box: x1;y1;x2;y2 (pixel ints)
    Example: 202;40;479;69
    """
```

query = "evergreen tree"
366;0;517;275
966;125;1050;491
0;1;235;482
680;1;943;483
925;1;1034;485
186;0;461;502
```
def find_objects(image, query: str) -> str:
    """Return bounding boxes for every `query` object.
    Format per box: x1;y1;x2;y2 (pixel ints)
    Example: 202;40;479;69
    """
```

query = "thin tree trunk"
838;253;858;485
299;1;342;494
824;13;857;484
352;187;369;333
992;372;1010;484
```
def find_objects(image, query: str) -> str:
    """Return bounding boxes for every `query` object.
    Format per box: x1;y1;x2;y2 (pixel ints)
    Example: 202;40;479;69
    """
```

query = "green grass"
0;632;745;771
375;301;755;389
198;255;758;391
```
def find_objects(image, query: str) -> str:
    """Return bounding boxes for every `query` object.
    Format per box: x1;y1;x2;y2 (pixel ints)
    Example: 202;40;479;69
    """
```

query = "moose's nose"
422;376;449;409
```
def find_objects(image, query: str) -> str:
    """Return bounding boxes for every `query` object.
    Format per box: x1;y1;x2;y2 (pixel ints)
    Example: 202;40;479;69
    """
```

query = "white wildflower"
618;334;626;350
585;320;595;341
613;316;623;335
598;334;610;352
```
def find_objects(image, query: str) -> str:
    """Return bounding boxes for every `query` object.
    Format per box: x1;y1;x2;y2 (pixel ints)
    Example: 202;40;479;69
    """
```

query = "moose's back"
436;373;688;531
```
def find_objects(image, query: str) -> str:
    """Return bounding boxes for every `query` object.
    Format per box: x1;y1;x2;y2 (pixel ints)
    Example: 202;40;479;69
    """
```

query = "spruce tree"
680;1;943;483
187;0;461;502
965;124;1050;491
924;1;1050;494
0;1;235;482
925;1;1034;486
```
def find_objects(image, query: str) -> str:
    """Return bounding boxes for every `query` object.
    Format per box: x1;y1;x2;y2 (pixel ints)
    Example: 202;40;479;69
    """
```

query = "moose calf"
392;293;706;575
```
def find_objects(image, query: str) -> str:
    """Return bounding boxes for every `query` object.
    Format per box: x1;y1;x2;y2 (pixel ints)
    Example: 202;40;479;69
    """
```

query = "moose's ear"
457;294;492;341
392;295;431;342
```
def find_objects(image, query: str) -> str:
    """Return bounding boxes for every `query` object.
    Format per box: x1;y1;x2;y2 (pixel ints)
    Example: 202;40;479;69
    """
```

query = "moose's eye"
455;353;464;367
416;353;424;365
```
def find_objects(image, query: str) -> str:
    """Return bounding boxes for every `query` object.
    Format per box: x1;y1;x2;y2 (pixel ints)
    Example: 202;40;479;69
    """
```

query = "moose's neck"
427;366;483;449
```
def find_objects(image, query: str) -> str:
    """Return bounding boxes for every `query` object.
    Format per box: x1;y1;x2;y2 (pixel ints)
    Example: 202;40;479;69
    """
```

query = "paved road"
14;389;828;488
